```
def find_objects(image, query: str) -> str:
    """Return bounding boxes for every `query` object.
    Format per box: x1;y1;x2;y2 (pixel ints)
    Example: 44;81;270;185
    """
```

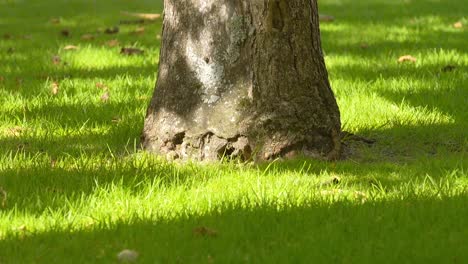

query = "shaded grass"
0;0;467;263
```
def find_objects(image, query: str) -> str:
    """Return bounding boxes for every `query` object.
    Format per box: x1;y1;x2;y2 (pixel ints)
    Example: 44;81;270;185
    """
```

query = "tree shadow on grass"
1;196;467;263
0;127;464;216
2;97;150;131
0;119;144;158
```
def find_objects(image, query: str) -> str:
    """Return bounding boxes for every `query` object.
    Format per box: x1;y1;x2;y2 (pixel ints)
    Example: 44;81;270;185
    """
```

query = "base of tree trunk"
142;0;341;162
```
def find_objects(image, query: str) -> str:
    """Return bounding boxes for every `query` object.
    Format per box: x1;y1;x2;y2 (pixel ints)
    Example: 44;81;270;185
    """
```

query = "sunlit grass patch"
0;0;467;262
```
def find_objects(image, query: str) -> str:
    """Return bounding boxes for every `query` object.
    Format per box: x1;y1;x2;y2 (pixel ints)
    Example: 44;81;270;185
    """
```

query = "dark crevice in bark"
172;132;186;146
192;132;253;161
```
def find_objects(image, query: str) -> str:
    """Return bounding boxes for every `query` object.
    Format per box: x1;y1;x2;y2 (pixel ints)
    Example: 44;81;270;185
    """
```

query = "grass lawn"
0;0;467;263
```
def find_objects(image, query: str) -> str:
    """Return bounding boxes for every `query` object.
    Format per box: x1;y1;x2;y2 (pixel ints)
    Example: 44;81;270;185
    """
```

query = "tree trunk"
142;0;341;161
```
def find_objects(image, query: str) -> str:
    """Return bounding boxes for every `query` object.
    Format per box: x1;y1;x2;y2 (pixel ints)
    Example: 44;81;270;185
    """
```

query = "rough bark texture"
142;0;341;161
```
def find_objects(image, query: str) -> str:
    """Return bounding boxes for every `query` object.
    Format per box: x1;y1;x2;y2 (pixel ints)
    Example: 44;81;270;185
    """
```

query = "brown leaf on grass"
63;45;79;51
354;191;368;202
319;14;335;22
111;116;121;123
105;39;120;47
453;21;463;28
3;33;12;39
321;176;341;186
7;126;24;137
120;47;144;56
398;55;417;63
95;82;108;90
133;26;145;35
17;142;29;151
81;34;95;40
105;26;120;34
137;95;149;101
0;76;4;82
193;226;218;237
95;27;105;34
360;42;369;49
52;55;61;65
50;18;61;24
61;29;70;37
100;91;110;102
51;82;59;95
121;11;161;21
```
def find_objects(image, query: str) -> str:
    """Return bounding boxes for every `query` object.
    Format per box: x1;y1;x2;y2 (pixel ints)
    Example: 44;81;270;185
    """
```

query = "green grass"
0;0;467;263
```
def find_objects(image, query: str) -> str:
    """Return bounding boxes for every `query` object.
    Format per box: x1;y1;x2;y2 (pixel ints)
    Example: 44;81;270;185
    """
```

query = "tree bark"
142;0;341;161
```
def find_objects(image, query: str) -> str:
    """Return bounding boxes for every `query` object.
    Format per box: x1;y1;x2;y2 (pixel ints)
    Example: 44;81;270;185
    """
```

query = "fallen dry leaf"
120;47;144;55
61;29;70;37
398;55;417;63
193;226;218;237
63;45;79;51
111;116;121;123
7;126;23;137
81;34;95;40
121;11;161;21
319;14;335;22
95;82;108;89
17;141;29;151
453;21;463;28
3;33;12;39
95;27;105;34
105;39;120;47
51;82;59;95
105;26;120;34
0;76;4;82
50;18;61;24
137;95;149;101
360;42;369;49
133;26;145;35
101;91;110;102
322;176;341;186
52;55;61;65
117;249;139;263
354;191;368;202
